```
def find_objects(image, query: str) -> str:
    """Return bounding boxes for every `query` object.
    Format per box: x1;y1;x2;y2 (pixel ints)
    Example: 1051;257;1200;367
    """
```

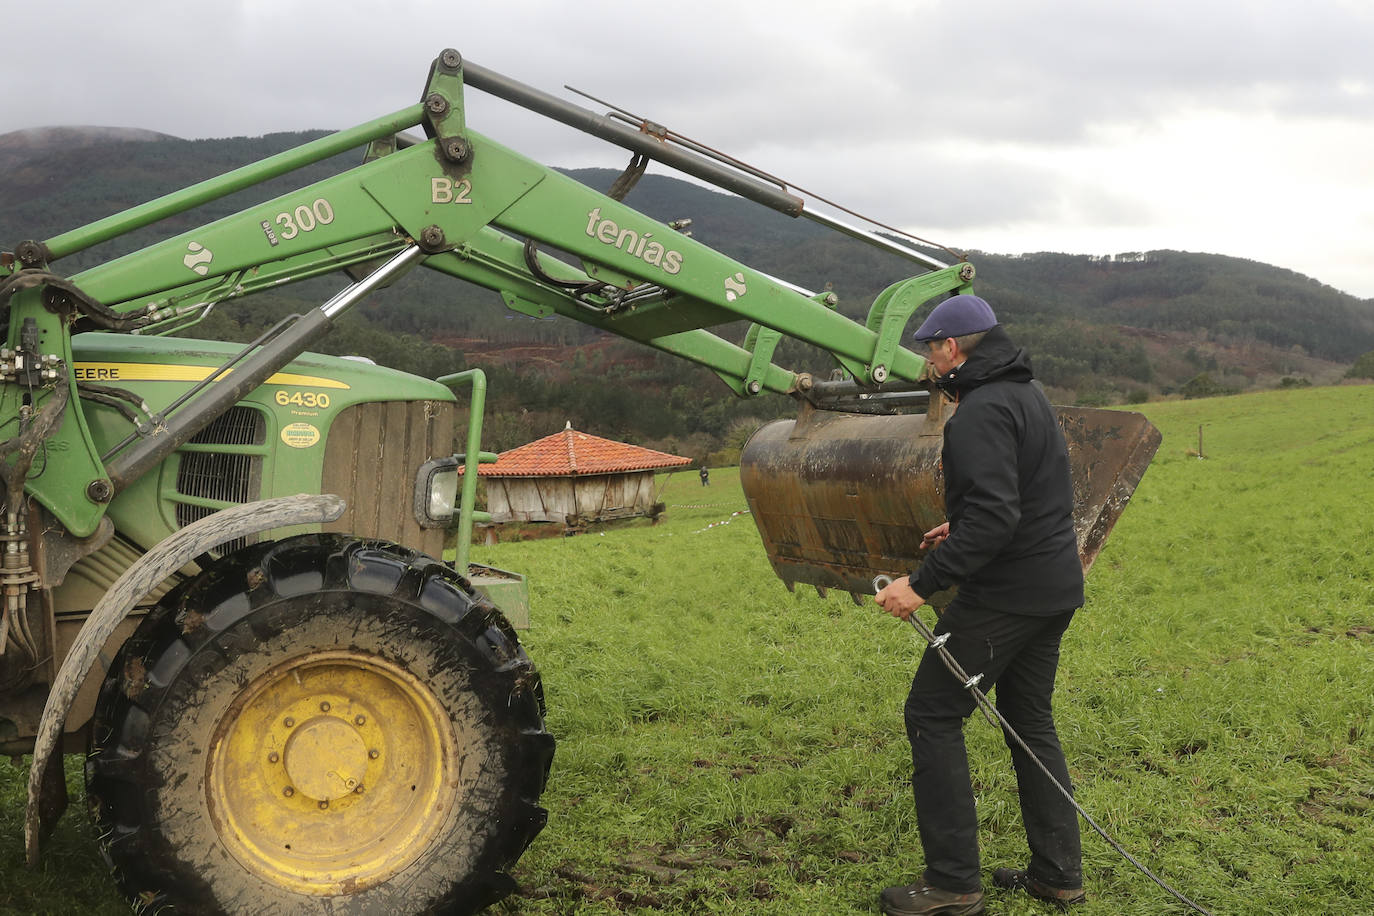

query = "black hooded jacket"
908;325;1084;615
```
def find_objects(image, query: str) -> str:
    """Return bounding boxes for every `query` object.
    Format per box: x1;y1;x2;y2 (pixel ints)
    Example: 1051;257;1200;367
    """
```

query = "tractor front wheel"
86;534;553;915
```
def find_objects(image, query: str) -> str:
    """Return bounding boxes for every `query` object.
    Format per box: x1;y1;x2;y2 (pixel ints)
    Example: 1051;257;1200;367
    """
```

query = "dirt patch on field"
513;817;868;910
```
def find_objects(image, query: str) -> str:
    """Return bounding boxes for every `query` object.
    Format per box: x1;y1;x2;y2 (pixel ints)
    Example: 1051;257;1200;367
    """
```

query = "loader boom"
3;49;967;542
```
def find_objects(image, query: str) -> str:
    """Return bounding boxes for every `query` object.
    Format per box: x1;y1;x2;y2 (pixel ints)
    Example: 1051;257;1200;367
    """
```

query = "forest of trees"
3;130;1373;461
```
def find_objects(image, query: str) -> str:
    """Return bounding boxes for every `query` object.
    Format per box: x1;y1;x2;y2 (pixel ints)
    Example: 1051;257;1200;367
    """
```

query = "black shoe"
991;867;1086;907
879;881;986;916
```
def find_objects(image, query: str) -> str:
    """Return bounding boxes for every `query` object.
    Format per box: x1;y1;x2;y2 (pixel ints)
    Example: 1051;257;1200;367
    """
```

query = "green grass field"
2;384;1372;914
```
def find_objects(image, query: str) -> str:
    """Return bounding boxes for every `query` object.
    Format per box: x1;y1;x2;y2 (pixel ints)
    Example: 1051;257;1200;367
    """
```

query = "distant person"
699;466;710;487
874;294;1086;915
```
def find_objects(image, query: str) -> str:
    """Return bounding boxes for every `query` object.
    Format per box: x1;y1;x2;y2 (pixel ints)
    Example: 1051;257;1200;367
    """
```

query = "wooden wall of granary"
485;470;657;524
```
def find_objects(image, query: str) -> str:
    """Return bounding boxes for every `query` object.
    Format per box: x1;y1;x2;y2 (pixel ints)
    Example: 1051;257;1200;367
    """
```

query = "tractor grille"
189;405;265;448
174;406;266;555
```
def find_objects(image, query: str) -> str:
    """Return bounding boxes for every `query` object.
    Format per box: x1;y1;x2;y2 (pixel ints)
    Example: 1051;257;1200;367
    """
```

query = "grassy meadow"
2;384;1372;914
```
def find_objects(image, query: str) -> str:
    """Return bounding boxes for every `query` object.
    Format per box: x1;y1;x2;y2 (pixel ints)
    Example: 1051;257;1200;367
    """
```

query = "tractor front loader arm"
2;48;964;542
68;104;953;402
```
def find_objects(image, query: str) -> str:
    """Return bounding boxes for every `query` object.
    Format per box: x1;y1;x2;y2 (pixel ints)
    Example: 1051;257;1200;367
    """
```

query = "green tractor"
1;50;1158;913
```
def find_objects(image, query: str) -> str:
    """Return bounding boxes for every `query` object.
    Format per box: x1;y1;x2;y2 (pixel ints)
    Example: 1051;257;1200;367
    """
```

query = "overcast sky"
7;0;1373;298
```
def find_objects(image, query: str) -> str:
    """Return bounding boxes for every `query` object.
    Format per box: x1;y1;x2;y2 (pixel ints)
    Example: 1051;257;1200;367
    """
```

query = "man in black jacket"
875;294;1085;916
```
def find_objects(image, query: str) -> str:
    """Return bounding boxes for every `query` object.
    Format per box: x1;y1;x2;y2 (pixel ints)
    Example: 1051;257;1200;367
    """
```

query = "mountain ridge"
2;131;1371;436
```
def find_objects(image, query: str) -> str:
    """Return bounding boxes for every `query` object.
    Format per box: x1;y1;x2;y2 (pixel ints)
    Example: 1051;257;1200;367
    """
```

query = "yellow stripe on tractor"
73;362;351;389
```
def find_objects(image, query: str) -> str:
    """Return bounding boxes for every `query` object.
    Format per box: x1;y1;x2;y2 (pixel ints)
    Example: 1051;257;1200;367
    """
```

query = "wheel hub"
283;715;368;801
206;650;461;895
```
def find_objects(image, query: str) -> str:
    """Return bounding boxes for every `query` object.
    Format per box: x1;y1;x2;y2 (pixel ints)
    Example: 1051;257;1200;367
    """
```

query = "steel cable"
873;577;1213;914
898;605;1215;915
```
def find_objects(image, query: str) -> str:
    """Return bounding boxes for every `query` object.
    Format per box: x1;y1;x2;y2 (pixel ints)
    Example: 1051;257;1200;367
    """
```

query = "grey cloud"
808;147;1154;234
4;0;1372;297
10;1;1373;151
845;0;1374;144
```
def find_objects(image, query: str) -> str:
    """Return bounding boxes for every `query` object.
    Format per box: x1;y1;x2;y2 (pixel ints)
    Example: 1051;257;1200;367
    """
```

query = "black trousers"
903;602;1081;894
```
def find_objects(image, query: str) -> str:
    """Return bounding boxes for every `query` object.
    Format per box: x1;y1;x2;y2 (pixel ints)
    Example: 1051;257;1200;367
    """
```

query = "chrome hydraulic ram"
103;244;424;492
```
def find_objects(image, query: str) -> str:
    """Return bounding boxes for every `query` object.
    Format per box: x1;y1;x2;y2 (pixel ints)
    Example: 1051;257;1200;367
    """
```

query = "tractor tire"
86;533;554;915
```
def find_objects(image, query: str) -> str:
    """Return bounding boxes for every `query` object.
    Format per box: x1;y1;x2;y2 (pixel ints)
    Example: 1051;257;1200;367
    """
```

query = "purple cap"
912;294;998;342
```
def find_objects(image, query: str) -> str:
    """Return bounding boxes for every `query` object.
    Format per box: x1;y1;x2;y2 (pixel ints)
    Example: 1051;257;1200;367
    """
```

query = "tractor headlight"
414;457;461;528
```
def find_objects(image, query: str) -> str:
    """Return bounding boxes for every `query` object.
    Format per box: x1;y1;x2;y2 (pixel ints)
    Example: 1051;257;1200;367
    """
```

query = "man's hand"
875;575;927;621
921;521;950;550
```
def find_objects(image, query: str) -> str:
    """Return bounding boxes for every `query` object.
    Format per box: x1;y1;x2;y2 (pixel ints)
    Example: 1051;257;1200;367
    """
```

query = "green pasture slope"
2;384;1372;914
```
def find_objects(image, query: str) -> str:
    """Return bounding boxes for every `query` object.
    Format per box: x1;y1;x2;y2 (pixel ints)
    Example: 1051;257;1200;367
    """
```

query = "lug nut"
368;749;380;759
355;785;366;794
268;752;279;764
283;717;295;728
355;715;366;726
319;800;329;810
320;701;331;712
283;786;294;797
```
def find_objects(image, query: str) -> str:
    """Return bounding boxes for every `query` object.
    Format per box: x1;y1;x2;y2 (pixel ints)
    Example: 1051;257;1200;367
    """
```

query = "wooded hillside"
3;129;1372;458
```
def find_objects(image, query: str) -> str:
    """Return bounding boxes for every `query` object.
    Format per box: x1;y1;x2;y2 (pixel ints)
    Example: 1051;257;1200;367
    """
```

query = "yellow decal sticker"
280;422;321;449
73;363;350;389
274;390;332;409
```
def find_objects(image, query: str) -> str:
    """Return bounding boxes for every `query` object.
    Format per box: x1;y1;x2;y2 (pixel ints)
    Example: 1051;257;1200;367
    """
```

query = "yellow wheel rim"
206;650;459;895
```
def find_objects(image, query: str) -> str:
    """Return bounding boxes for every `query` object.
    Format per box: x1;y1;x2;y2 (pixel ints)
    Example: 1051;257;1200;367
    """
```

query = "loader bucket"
739;402;1161;602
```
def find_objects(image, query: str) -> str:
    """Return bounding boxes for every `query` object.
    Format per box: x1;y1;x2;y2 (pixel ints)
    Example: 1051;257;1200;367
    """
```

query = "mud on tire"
86;534;554;915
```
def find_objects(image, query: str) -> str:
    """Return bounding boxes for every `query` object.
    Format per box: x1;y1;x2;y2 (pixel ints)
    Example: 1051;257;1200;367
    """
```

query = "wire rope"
875;576;1215;916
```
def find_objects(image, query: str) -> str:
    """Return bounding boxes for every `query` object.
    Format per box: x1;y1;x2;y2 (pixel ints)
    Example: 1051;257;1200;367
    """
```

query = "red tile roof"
478;425;692;478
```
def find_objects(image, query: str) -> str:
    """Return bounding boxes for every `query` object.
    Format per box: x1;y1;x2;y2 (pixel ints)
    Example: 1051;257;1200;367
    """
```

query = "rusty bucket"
739;399;1161;602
